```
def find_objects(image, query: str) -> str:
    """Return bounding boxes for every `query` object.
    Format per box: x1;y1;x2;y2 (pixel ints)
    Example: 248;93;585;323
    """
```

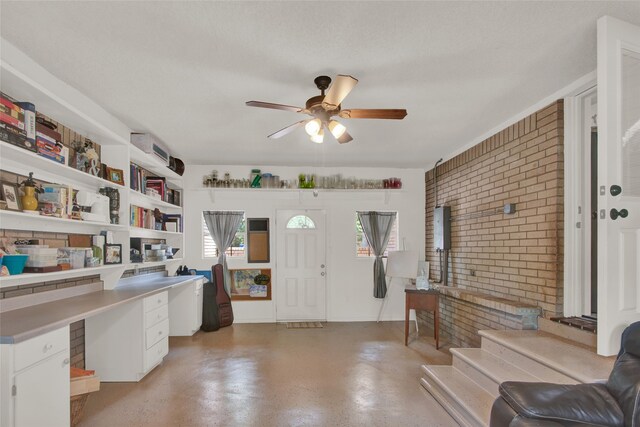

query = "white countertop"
0;275;204;344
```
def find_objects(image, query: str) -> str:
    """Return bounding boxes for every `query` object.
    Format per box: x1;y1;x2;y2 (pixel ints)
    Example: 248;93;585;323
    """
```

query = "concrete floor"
80;322;457;427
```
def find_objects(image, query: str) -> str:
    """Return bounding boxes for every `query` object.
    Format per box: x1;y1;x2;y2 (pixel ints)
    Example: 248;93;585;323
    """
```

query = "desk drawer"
144;336;168;372
14;326;69;372
145;304;168;328
145;318;169;349
143;291;168;313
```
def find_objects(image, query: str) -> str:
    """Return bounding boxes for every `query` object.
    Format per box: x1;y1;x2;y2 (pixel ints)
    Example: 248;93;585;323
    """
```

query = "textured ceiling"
1;1;640;168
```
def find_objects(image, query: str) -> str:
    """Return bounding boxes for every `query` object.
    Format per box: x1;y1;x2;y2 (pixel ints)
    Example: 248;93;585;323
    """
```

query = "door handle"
320;264;325;268
321;272;325;276
610;185;622;196
610;208;628;220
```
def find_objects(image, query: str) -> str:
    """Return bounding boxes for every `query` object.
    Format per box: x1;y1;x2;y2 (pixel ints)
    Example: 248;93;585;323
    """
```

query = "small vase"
21;186;38;211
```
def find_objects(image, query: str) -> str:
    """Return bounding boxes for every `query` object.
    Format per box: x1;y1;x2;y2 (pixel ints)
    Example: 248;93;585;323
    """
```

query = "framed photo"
104;243;122;264
105;167;125;186
0;182;22;211
229;268;271;301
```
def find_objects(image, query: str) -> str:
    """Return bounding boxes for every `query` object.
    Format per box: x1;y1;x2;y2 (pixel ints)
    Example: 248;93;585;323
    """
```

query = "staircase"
420;328;616;427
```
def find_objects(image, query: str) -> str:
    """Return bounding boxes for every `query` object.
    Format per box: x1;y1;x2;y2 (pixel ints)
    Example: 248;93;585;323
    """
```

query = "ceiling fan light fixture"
310;128;324;144
328;120;347;138
304;118;322;136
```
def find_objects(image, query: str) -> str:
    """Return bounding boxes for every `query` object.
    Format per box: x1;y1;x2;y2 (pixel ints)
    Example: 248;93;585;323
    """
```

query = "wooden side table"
404;286;440;349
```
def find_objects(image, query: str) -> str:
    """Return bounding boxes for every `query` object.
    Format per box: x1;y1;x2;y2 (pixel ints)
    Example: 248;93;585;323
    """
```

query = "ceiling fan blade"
339;109;407;120
322;75;358;110
267;120;309;139
337;130;353;144
246;101;303;113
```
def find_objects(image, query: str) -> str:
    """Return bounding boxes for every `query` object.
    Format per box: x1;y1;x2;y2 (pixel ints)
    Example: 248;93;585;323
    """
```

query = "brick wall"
421;101;564;346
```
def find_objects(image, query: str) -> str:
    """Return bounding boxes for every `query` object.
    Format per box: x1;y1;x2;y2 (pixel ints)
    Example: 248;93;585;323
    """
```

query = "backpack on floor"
200;280;220;332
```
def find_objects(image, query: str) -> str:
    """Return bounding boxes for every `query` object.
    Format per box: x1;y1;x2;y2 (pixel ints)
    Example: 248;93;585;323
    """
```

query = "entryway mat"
286;322;324;329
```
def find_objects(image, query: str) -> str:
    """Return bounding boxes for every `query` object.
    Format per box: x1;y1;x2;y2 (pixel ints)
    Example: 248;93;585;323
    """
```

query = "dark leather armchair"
490;321;640;427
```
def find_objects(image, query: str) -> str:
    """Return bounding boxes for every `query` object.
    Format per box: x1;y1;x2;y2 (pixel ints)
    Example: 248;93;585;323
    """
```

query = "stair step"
421;365;493;427
479;330;614;383
452;348;555;395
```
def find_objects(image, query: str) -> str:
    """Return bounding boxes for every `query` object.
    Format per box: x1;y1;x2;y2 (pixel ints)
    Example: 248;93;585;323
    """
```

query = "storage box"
58;248;92;269
16;246;58;267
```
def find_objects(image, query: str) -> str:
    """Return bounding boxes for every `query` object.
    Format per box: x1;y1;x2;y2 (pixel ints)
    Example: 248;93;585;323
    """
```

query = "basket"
1;254;28;275
70;393;89;427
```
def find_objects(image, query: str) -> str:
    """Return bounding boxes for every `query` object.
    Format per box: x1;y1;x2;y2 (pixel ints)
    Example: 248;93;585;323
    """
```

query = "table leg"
404;294;410;346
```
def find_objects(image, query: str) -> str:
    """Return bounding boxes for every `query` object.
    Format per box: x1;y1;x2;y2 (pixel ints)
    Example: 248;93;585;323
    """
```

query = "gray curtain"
203;211;244;294
357;211;397;298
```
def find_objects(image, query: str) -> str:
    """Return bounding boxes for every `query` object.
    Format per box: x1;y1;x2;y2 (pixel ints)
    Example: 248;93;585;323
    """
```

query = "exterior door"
276;210;326;321
597;16;640;355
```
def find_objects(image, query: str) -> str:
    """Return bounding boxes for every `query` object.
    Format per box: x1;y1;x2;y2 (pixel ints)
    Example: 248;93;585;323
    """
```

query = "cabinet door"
14;351;69;427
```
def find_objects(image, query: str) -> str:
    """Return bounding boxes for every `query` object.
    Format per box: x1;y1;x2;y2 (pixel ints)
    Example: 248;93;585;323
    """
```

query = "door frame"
275;209;327;321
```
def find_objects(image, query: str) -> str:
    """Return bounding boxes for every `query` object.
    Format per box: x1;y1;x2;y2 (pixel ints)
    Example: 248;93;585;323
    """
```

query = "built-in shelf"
0;142;128;191
191;187;404;193
129;189;182;211
1;41;130;147
129;227;183;239
129;144;183;188
126;258;183;270
0;264;127;288
0;210;127;234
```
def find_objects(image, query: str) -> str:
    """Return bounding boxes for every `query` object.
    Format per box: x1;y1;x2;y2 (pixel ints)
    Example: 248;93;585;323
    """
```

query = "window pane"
286;215;316;229
202;214;245;258
356;213;399;257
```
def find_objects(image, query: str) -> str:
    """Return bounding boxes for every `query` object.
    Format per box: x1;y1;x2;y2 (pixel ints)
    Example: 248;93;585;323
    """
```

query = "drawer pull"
43;343;53;353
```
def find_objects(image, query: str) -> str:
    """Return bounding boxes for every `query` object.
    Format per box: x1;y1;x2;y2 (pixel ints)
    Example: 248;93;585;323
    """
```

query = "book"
0;111;25;130
35;122;61;142
0;93;23;112
0;122;35;152
0;104;25;121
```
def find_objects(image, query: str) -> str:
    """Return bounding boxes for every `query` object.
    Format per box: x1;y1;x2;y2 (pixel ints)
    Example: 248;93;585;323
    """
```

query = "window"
202;215;246;258
356;213;399;257
286;215;316;229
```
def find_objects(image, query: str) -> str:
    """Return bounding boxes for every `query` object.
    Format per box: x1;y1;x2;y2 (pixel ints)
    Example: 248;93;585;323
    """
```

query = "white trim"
441;71;597;164
563;85;597;317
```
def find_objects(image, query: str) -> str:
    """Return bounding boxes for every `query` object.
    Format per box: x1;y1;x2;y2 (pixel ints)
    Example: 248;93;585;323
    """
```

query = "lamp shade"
386;250;418;279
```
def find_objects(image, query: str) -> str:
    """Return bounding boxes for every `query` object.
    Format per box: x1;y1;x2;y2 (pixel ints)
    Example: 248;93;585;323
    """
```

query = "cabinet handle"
43;343;53;353
63;358;70;365
158;331;163;335
157;299;162;304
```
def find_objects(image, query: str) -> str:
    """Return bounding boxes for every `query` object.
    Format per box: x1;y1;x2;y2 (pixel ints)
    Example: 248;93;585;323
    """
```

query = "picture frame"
104;243;122;264
229;268;272;301
105;167;125;186
0;182;22;211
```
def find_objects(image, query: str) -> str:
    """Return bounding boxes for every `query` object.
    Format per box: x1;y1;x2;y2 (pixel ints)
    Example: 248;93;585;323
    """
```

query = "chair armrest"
499;382;624;427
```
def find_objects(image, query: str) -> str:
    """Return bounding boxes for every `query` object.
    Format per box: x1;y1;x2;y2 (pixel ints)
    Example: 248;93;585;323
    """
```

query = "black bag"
200;280;220;332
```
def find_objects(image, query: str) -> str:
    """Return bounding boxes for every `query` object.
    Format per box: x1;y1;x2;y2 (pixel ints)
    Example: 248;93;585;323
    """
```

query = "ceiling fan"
246;75;407;144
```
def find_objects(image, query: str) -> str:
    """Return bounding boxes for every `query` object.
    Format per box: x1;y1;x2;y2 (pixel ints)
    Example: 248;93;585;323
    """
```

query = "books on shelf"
130;205;182;233
130;162;181;206
0;92;35;152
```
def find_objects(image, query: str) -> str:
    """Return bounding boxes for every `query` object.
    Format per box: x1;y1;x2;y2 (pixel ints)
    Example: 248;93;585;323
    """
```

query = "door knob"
320;264;325;268
610;208;628;220
321;272;325;276
610;185;622;196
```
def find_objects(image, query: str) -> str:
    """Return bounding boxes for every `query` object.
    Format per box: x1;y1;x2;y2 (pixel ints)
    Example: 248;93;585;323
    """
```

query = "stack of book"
36;121;67;164
166;188;181;207
145;176;166;200
0;92;34;152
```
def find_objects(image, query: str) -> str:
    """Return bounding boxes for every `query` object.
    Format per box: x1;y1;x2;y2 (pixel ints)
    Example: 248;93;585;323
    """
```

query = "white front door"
276;210;326;321
596;16;640;355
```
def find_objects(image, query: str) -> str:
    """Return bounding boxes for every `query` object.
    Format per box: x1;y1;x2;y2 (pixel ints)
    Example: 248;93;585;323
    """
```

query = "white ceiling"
2;2;640;168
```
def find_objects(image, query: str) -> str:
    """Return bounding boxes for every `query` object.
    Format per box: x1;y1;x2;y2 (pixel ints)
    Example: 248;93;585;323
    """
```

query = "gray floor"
80;321;457;427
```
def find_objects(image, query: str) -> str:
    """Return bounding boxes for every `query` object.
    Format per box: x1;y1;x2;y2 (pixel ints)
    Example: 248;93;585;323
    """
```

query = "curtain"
203;211;244;294
357;211;397;298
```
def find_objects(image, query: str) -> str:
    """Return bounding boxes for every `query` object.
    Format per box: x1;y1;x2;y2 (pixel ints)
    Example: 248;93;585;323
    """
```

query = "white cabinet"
1;326;70;427
85;291;169;382
168;278;204;336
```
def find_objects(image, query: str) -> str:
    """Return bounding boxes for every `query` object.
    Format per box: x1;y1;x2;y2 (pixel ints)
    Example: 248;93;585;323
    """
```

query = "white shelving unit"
0;38;184;290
